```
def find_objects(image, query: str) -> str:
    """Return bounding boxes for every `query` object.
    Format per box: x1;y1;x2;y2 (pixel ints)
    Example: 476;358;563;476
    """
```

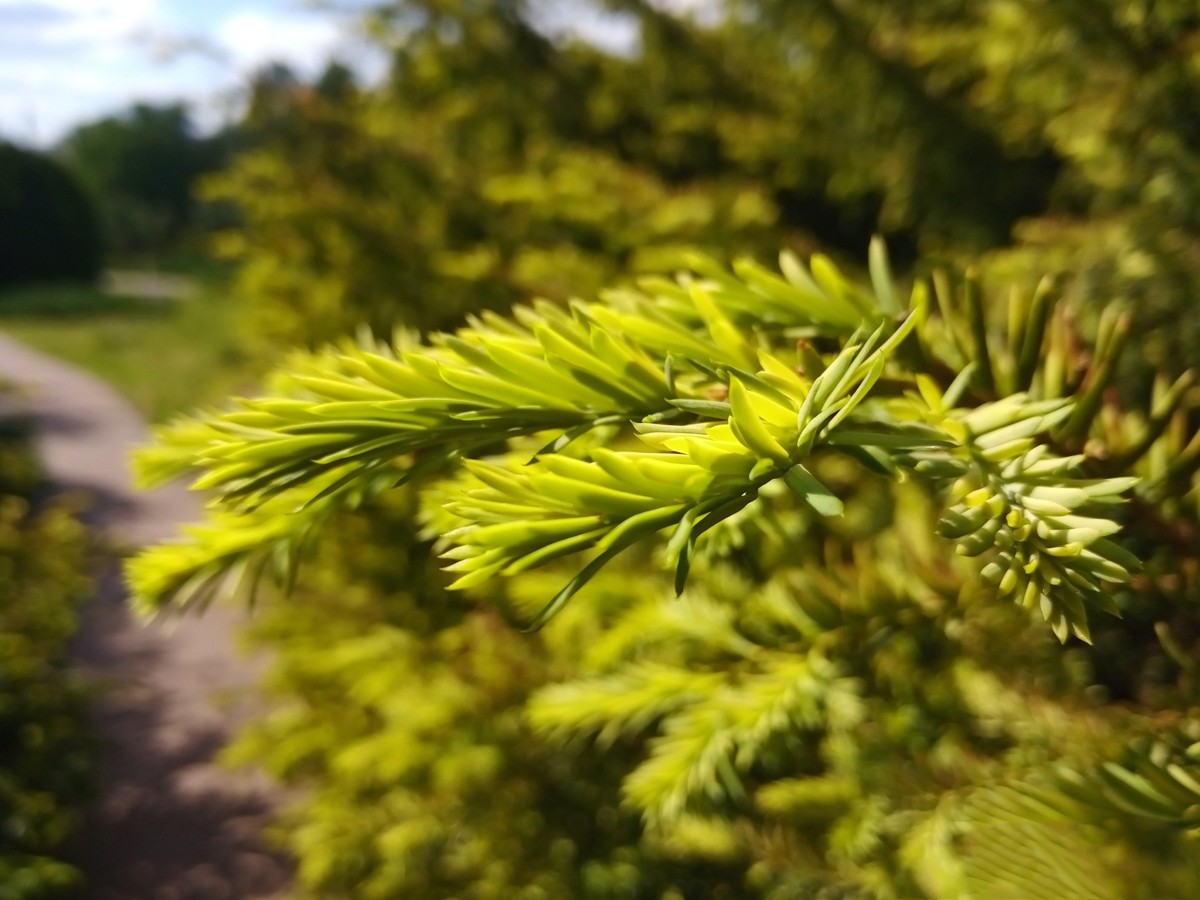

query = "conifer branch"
128;249;1156;641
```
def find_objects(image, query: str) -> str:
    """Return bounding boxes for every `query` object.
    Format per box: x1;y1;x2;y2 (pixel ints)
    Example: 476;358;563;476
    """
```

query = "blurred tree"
0;142;102;287
719;0;1200;378
59;104;229;258
203;3;782;348
206;0;1200;363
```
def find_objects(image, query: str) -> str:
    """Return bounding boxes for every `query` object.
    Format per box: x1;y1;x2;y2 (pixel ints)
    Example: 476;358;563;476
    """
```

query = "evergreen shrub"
131;246;1200;897
0;143;102;289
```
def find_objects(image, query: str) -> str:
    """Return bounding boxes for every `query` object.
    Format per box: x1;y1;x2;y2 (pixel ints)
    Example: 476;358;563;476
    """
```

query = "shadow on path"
67;560;289;900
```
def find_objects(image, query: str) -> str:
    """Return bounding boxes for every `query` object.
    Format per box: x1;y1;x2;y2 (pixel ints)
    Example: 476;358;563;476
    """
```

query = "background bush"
208;1;1200;364
0;143;102;289
58;103;232;262
0;405;93;900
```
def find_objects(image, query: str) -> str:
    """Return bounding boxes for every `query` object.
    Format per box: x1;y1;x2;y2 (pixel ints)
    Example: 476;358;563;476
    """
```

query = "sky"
0;0;715;150
0;0;383;147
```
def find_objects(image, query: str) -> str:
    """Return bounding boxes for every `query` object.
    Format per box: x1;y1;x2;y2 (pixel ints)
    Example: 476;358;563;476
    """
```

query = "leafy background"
0;401;93;899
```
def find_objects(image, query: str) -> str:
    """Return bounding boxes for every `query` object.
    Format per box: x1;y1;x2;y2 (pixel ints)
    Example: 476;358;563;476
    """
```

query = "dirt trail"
0;334;291;899
102;271;197;302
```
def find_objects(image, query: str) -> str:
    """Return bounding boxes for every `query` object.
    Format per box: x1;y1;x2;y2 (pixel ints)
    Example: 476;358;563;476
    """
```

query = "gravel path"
102;271;197;302
0;334;291;899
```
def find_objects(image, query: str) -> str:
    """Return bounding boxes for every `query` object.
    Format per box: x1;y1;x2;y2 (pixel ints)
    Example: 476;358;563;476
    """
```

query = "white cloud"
0;0;175;144
0;0;714;149
215;8;346;76
650;0;724;24
532;0;640;55
0;0;379;147
531;0;726;56
0;0;162;51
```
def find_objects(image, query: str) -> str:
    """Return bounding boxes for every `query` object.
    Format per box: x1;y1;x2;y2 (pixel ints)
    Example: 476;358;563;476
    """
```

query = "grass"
0;279;258;423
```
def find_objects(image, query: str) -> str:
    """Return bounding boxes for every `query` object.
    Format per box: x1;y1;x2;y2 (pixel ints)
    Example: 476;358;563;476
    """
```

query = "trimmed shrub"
0;143;102;288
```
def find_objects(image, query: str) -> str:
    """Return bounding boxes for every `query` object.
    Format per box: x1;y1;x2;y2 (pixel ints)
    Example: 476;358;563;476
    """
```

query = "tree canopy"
59;103;230;258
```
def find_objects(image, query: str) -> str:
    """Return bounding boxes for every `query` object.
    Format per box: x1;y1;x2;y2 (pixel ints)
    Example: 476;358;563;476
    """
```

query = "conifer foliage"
131;245;1200;896
130;247;1148;635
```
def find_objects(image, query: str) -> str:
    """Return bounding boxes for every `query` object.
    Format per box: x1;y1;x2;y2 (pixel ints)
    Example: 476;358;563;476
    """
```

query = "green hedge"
0;143;102;288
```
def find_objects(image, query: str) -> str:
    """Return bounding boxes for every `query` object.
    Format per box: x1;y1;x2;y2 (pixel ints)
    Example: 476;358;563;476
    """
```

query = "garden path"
0;334;290;899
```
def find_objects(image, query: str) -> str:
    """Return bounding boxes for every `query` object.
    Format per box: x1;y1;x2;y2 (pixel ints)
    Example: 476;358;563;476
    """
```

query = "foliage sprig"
130;245;1178;642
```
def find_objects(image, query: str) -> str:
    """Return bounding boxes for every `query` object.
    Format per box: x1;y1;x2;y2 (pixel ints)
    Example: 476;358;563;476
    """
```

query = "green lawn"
0;280;257;422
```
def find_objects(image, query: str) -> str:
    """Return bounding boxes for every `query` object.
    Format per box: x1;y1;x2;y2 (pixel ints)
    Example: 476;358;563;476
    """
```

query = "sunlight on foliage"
128;238;1200;897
